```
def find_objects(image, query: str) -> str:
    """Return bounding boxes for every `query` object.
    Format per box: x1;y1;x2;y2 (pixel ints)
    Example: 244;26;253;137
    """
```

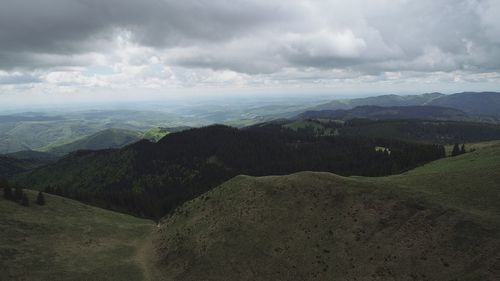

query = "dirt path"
134;225;159;281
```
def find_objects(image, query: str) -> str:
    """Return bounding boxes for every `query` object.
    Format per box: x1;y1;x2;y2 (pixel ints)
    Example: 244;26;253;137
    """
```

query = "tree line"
1;178;45;207
451;143;467;157
21;124;446;219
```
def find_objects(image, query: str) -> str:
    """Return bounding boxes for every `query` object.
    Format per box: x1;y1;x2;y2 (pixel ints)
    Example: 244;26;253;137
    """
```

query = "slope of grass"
141;126;191;142
365;141;500;220
142;127;170;142
444;140;500;155
151;143;500;281
0;191;155;281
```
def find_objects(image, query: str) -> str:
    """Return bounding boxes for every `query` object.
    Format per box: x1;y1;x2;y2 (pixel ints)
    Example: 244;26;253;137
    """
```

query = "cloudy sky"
1;0;500;105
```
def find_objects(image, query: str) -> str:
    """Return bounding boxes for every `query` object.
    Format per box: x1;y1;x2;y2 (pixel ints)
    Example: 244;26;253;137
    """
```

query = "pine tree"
0;178;8;189
14;186;23;202
3;185;12;200
460;144;466;155
439;145;446;158
44;185;54;194
55;187;63;196
451;143;460;157
21;193;29;206
36;191;46;206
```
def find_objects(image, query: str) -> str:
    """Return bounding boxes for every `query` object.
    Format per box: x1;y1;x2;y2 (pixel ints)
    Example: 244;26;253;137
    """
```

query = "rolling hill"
0;110;203;154
0;155;49;179
46;128;143;156
281;118;500;144
311;92;500;118
312;92;444;111
150;142;500;281
297;105;468;121
14;125;444;218
2;137;500;281
427;91;500;116
4;150;58;161
0;190;154;281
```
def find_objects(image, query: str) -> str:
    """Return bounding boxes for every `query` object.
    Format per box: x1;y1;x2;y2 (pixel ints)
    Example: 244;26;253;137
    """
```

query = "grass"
0;191;155;281
444;139;500;155
366;140;500;221
142;127;170;142
152;142;500;281
2;138;500;280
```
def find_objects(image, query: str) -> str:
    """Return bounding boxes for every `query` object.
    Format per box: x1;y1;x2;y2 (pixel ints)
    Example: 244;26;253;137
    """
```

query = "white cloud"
1;0;500;101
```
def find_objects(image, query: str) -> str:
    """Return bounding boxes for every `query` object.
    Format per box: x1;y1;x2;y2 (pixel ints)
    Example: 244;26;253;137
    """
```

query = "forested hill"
312;92;444;111
47;128;142;156
281;118;500;144
427;91;500;116
297;105;468;121
311;91;500;117
0;155;49;179
15;125;444;219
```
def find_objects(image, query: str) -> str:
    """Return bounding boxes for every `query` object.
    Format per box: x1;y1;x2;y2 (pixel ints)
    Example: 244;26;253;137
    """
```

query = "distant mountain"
298;105;468;121
0;155;47;178
312;92;500;117
282;118;500;144
313;92;444;110
5;150;58;161
0;114;65;122
47;128;142;156
427;92;500;116
0;110;203;154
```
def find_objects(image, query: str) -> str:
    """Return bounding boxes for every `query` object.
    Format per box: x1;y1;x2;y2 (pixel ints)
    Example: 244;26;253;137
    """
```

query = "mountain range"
297;105;470;121
1;92;499;155
311;92;500;117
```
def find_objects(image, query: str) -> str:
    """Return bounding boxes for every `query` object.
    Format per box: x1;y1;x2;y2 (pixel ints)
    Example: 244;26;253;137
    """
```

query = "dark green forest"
285;118;500;144
15;124;444;219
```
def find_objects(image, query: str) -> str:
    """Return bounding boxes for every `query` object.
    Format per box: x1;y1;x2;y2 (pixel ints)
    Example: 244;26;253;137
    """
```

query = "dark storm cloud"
0;0;287;61
1;0;500;77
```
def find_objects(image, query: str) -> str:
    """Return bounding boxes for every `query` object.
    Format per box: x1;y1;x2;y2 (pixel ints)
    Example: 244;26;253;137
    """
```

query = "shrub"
14;186;23;202
36;192;46;206
3;185;12;200
21;193;29;207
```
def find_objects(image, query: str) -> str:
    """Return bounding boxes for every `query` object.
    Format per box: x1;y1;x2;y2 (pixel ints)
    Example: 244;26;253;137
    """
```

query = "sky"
1;0;500;107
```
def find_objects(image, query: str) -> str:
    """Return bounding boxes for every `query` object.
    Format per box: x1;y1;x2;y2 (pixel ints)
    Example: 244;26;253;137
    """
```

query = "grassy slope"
2;139;499;281
0;191;155;281
142;128;170;142
365;141;500;220
152;143;500;281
